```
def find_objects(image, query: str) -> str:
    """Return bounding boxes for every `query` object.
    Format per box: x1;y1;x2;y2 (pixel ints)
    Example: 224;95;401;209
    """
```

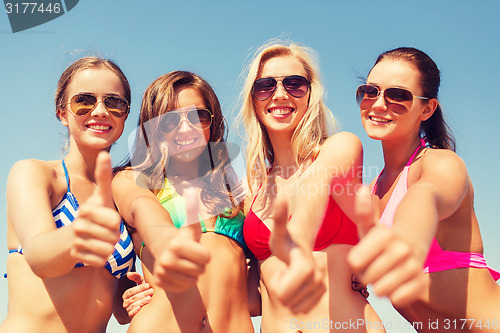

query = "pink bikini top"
373;140;500;280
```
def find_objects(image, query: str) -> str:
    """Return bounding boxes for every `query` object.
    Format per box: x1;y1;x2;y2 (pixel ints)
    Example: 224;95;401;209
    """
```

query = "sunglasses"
356;84;429;112
161;108;213;133
252;75;310;101
66;93;130;118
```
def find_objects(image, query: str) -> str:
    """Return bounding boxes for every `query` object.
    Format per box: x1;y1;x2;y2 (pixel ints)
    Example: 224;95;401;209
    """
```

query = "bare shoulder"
318;131;363;163
420;148;468;178
8;159;59;189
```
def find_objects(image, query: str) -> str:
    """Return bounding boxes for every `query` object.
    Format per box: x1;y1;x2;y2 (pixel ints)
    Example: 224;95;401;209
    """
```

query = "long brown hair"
120;71;243;218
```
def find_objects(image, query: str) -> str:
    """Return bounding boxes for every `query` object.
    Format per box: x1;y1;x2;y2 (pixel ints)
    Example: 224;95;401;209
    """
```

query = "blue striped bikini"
8;160;135;279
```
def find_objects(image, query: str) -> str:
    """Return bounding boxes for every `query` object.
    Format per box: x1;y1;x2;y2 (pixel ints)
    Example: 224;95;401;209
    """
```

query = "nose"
177;115;192;133
371;92;387;111
272;81;288;100
90;100;109;117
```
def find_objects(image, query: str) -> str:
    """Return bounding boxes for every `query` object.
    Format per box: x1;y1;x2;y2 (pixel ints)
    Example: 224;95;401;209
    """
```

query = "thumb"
355;185;375;238
179;187;202;242
126;271;145;285
269;197;292;264
94;151;115;209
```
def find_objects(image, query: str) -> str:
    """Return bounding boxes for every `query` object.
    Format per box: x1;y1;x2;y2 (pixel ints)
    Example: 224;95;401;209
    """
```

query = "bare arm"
287;131;363;248
246;257;262;316
7;153;121;279
112;170;210;292
348;149;469;306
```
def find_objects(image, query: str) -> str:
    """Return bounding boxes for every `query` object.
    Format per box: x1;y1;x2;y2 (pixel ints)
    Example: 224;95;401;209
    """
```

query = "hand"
268;197;326;313
123;272;154;319
351;274;369;298
153;187;210;292
70;151;121;266
347;186;426;307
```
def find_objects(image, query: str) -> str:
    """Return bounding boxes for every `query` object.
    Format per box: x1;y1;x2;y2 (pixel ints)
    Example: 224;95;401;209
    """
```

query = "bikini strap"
61;160;71;192
406;139;426;167
249;182;264;211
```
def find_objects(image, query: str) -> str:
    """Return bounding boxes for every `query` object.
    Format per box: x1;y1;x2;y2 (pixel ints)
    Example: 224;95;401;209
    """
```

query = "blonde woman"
240;42;383;333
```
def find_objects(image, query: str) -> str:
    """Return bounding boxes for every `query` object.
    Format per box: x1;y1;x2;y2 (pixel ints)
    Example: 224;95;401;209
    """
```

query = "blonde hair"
239;41;337;192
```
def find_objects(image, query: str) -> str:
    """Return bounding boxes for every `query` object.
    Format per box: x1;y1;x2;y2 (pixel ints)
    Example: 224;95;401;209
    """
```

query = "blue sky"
1;1;499;332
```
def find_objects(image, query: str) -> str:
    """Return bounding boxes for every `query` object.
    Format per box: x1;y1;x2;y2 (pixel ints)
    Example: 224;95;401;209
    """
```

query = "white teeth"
370;116;390;123
176;139;196;146
88;125;111;130
270;108;293;115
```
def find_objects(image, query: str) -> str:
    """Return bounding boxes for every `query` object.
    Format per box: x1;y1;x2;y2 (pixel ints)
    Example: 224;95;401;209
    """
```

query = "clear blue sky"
1;1;499;332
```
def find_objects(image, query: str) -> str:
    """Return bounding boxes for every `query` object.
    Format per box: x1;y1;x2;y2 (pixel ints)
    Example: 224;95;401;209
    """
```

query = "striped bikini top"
10;160;135;279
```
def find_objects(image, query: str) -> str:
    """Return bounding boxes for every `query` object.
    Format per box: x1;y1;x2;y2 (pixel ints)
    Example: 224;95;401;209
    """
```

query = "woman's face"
253;56;310;136
360;59;433;142
162;87;211;164
58;67;127;151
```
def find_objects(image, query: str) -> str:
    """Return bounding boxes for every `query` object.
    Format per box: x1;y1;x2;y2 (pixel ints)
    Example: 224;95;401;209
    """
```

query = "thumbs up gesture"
153;187;210;292
268;197;326;313
347;186;426;307
70;151;121;267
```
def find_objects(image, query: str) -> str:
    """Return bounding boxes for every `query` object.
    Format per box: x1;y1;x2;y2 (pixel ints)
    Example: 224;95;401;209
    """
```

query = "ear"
419;98;438;122
57;108;69;126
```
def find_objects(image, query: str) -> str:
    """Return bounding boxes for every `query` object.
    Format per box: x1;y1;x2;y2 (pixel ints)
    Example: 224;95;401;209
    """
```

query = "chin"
170;145;206;163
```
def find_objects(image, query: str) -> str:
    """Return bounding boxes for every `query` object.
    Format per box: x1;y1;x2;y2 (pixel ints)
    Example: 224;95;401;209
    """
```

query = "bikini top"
243;182;359;260
373;140;500;280
156;178;247;251
9;160;135;279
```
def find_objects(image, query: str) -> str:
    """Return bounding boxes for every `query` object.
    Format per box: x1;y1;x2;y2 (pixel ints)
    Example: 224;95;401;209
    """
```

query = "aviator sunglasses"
356;84;429;112
66;93;130;118
161;108;213;133
252;75;310;101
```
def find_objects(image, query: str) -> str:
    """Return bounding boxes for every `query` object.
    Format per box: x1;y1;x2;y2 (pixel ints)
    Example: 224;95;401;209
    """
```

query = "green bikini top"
156;178;247;251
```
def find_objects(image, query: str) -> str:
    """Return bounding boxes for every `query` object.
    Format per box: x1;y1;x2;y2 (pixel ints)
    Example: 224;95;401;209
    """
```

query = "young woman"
1;57;136;332
112;71;257;332
349;47;500;332
240;42;383;333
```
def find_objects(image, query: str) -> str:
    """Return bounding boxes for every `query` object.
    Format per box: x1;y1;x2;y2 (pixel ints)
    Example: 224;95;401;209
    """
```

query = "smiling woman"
1;57;136;333
112;71;255;332
240;41;384;333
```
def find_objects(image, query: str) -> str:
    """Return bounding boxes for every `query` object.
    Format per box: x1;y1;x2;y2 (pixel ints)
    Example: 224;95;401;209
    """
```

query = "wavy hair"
238;41;336;192
119;71;243;218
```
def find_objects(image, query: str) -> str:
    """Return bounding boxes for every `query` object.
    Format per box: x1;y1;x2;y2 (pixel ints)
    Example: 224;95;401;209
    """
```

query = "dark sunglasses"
66;93;130;118
356;84;428;112
252;75;310;101
161;108;213;133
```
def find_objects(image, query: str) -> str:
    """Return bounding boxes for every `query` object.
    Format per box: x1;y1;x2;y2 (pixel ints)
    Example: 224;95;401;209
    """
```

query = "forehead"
259;56;307;78
174;87;206;110
67;67;125;96
368;59;422;91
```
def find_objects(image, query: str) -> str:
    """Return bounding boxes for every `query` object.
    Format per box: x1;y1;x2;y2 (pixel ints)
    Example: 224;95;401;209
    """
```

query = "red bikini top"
243;191;359;260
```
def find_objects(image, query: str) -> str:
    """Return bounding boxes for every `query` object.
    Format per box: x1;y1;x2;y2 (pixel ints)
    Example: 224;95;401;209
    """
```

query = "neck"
381;135;422;174
65;139;110;182
167;157;203;183
267;130;299;179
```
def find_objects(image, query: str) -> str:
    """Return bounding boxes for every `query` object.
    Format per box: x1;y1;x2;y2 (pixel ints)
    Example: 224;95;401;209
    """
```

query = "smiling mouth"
268;107;294;115
174;138;197;146
87;124;111;131
369;116;391;123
